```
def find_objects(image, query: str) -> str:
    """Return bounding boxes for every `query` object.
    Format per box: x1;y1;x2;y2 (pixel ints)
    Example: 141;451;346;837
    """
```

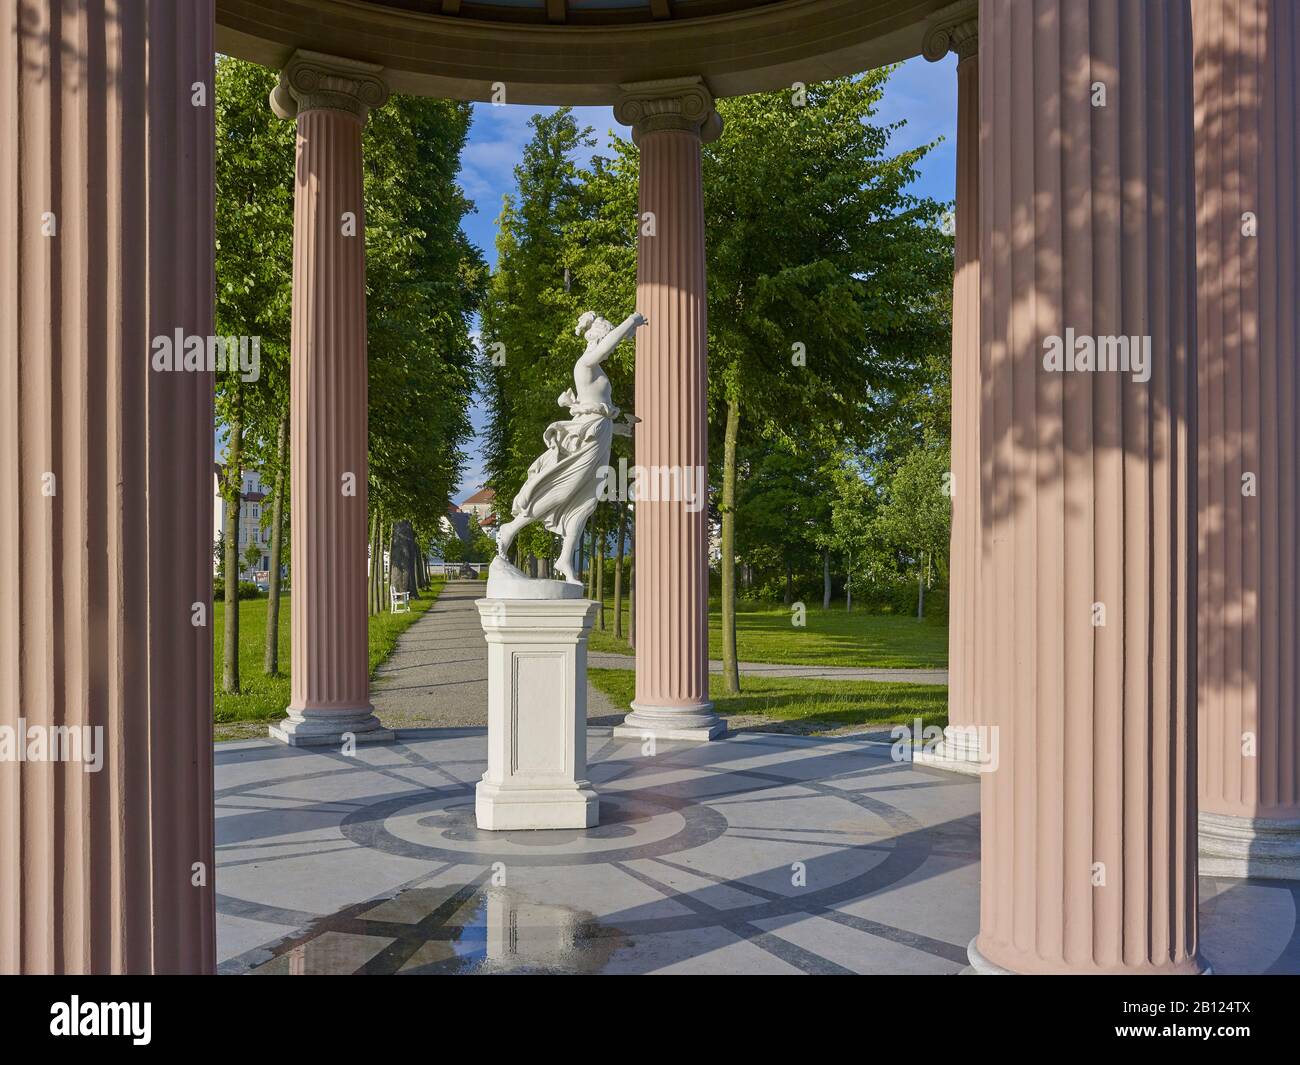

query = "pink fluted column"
269;52;391;747
612;78;723;742
0;0;215;972
919;1;983;773
1194;0;1300;879
971;0;1202;974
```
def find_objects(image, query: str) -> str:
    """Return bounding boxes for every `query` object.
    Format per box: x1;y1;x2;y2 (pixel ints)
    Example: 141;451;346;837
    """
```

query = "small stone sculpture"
488;310;644;599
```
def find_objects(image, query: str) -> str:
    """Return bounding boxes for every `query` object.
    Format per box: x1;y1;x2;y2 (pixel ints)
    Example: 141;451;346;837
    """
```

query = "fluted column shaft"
612;78;723;741
922;2;982;772
1194;0;1300;878
972;0;1202;974
269;52;390;747
0;0;215;972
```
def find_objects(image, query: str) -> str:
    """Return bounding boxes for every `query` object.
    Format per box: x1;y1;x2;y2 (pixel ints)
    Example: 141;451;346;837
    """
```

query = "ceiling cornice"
215;0;952;105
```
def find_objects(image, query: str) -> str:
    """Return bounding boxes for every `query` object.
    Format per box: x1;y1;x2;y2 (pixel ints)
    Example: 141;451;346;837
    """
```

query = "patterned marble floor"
214;729;1300;974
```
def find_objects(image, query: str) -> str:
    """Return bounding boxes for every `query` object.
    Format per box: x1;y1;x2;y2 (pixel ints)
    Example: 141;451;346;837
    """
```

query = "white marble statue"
488;310;645;599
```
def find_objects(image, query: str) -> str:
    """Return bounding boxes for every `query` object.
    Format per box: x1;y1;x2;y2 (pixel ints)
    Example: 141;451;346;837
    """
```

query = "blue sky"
451;54;957;502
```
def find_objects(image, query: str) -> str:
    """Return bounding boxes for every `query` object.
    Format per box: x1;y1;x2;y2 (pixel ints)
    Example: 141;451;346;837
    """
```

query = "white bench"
390;588;410;614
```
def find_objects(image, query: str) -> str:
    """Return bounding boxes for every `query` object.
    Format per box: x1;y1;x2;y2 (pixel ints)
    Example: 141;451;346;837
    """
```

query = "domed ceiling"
216;0;957;104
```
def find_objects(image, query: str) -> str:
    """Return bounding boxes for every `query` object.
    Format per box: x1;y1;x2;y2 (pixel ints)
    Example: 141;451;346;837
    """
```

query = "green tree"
217;57;481;671
463;515;496;563
365;93;485;604
828;451;888;612
874;443;951;618
242;540;263;578
215;57;295;692
703;74;952;690
481;109;600;569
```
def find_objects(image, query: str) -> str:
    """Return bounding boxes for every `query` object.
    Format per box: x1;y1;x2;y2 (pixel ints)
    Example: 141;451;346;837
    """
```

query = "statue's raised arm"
579;311;647;366
488;310;647;599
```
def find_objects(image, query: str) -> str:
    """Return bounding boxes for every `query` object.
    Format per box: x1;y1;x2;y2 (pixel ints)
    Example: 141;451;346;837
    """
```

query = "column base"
269;706;393;747
912;724;985;776
613;701;725;742
476;779;599;831
967;936;1212;975
1199;810;1300;880
965;937;1012;974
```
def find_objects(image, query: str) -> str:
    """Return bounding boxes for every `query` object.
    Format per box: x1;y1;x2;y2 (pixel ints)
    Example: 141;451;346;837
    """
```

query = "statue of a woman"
491;310;645;593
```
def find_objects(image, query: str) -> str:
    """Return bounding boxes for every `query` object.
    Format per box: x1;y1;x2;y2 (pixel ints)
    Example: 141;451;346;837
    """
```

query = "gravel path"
370;580;624;729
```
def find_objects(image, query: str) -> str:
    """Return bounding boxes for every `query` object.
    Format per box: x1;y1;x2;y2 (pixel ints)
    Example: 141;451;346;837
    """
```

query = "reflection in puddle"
426;889;624;974
253;886;627;975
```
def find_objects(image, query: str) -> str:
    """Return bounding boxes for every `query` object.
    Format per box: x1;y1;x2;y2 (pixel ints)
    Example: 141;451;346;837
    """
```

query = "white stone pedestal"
476;598;600;831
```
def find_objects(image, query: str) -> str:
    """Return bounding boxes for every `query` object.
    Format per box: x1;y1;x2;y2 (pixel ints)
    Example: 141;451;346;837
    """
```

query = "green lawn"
585;595;948;669
589;667;948;733
212;579;443;736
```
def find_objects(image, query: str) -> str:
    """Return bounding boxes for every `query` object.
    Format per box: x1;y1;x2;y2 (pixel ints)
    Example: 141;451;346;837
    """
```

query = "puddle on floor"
249;885;629;975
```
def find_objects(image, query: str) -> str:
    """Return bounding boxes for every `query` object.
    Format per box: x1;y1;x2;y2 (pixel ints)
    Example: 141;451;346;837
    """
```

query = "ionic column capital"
922;0;979;63
614;75;723;145
270;49;389;122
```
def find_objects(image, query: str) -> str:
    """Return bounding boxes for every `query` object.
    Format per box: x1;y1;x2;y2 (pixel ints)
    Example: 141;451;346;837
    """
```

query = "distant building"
213;464;273;581
440;503;471;550
458;486;497;532
433;489;497;568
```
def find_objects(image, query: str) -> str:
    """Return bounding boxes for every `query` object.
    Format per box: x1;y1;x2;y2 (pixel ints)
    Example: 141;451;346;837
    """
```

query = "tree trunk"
390;519;417;598
784;557;793;607
263;409;288;675
916;552;925;619
221;401;243;694
586;529;597;599
720;393;740;694
822;546;831;610
596;534;605;629
371;508;385;615
367;509;377;615
380;517;389;608
613;502;626;640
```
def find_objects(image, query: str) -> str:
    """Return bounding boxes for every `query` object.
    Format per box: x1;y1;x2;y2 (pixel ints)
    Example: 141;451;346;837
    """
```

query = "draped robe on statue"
508;392;616;536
